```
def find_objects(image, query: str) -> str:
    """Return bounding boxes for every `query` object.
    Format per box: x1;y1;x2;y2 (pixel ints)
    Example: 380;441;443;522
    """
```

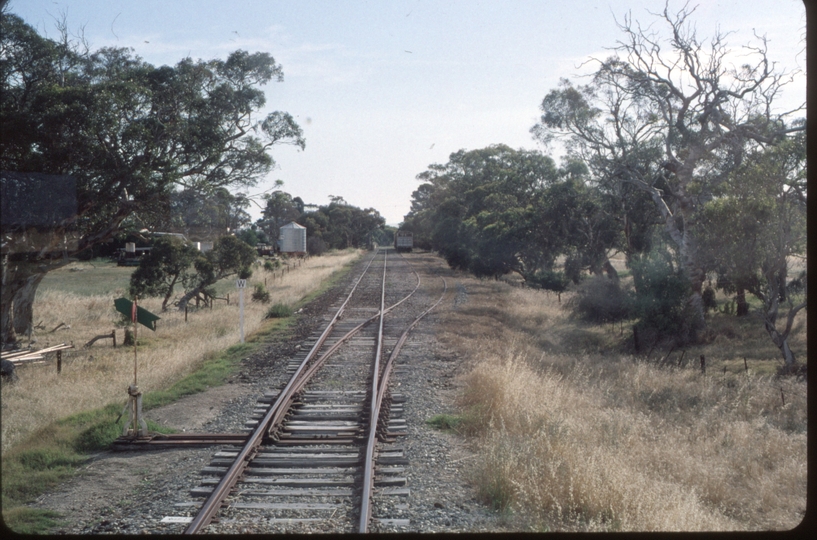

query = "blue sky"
9;0;807;225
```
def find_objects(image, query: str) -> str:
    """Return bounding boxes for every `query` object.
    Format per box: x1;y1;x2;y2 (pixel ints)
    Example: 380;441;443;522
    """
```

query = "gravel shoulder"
25;252;511;534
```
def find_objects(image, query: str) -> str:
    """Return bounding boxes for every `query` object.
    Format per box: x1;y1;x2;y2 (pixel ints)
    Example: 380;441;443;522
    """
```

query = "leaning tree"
0;10;304;347
531;2;805;337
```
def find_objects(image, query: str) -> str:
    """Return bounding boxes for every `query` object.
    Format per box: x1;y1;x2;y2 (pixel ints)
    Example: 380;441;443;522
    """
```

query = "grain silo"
279;221;307;255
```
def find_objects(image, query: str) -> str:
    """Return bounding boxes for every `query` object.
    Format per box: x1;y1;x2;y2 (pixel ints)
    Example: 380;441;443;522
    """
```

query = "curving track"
180;248;446;534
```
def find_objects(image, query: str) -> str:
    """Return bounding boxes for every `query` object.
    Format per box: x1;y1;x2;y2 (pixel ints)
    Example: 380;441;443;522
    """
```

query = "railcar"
394;230;413;252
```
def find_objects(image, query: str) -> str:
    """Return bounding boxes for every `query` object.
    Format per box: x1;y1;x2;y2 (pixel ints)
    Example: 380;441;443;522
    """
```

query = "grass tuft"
425;413;463;432
265;303;293;318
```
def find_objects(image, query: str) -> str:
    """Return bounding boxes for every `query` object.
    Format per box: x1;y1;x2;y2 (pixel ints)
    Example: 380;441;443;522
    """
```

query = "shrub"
265;303;292;318
307;237;327;256
702;286;717;311
630;250;695;344
251;284;270;303
263;259;280;272
526;269;569;292
569;275;632;323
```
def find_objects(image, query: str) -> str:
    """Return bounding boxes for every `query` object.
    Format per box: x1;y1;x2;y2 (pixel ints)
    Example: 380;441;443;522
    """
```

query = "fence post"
185;304;188;322
700;355;706;374
113;330;117;348
57;350;62;374
744;357;748;374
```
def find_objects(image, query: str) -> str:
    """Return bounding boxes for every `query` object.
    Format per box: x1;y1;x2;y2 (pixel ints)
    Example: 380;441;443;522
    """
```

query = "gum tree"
129;237;199;312
531;3;805;337
0;10;304;346
698;128;806;366
175;235;258;312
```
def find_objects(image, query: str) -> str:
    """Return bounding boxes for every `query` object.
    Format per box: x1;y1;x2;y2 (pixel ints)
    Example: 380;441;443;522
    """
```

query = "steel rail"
184;249;420;534
267;250;422;422
357;251;389;531
183;250;380;534
358;270;449;532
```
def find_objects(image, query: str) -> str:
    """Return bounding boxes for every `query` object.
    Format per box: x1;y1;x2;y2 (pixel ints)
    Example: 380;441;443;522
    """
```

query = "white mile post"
237;278;246;343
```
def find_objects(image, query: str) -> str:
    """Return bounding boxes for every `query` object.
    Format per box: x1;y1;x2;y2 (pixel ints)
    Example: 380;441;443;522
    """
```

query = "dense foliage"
0;9;303;345
403;6;805;360
297;200;385;253
128;235;257;312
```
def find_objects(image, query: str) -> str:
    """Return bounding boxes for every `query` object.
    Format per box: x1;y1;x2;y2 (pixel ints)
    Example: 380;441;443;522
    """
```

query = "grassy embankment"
1;249;363;533
431;258;806;532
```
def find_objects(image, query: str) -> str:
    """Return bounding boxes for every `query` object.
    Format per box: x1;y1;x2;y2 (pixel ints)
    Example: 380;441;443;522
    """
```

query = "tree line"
401;5;806;367
247;188;387;255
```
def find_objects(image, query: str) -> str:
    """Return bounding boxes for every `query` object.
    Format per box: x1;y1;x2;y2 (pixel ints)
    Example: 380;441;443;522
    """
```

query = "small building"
1;171;78;257
279;222;306;256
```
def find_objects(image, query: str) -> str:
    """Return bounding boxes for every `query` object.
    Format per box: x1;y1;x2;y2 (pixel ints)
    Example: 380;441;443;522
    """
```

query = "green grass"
265;303;293;318
1;402;175;534
426;413;464;432
38;258;133;297
142;343;253;409
2;508;64;534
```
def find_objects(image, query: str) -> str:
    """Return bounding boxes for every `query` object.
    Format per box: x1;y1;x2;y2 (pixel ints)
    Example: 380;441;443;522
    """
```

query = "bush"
569;275;632;323
526;269;569;292
251;284;270;303
263;259;280;272
265;303;292;318
630;250;696;344
702;286;717;311
307;237;327;256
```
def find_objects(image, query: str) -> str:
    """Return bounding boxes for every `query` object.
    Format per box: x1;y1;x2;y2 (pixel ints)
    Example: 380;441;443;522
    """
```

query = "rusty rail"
183;250;381;534
184;249;428;534
358;258;447;533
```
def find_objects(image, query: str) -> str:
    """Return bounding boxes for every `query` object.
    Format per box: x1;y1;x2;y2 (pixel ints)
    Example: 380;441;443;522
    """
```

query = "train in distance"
394;230;413;252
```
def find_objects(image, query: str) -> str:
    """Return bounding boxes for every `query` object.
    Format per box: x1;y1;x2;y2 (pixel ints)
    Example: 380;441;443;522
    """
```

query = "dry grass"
1;250;362;454
436;273;807;531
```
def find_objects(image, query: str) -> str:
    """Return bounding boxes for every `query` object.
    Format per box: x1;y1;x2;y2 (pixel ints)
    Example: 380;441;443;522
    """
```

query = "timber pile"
1;343;74;364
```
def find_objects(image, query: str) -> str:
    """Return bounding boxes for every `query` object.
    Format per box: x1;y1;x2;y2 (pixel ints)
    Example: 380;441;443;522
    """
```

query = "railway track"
173;248;446;534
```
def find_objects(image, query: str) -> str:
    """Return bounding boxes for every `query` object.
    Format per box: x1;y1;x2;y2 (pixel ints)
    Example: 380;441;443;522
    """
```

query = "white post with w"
236;279;247;343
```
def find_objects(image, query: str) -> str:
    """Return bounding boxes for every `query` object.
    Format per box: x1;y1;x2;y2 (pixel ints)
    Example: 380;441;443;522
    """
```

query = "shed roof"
1;171;77;230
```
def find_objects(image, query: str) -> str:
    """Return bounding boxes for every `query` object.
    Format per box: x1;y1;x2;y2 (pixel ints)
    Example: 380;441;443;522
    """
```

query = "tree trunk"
0;299;16;349
603;259;619;281
2;259;48;348
646;184;706;336
764;319;797;366
761;257;805;367
735;288;749;317
677;226;706;337
161;274;180;312
177;285;206;312
12;273;45;338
